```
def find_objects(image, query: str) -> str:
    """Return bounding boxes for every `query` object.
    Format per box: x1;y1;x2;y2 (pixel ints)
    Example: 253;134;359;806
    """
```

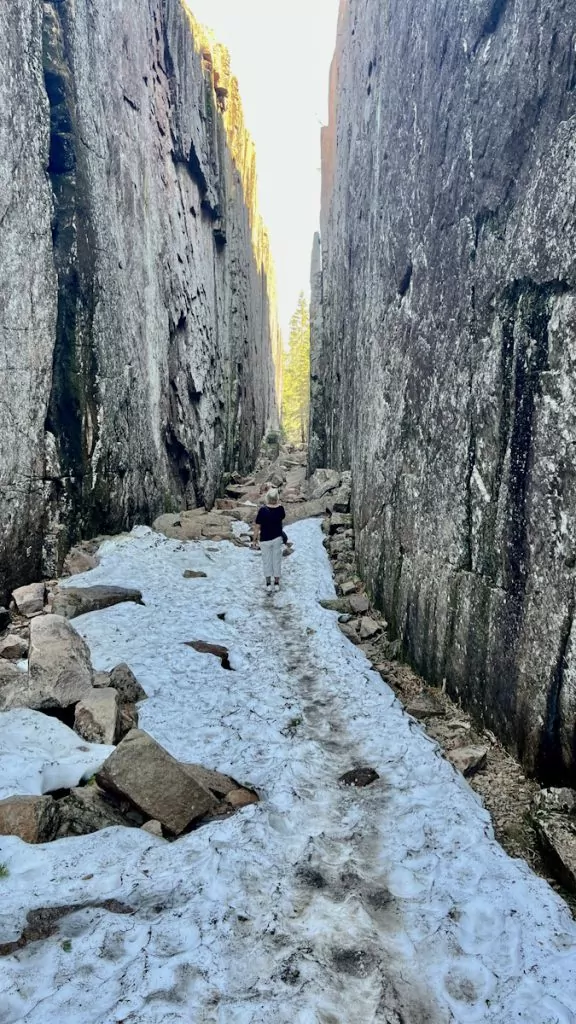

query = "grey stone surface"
12;584;45;618
56;786;129;838
74;688;119;745
0;0;279;603
535;813;576;892
27;614;93;709
52;586;143;620
108;663;147;705
0;795;60;844
314;0;576;781
96;729;216;834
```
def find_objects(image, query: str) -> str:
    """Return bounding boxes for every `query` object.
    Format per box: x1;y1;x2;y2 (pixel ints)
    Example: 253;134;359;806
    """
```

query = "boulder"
96;730;217;835
339;767;380;788
183;570;208;579
405;692;446;720
339;621;360;644
52;585;144;620
349;594;370;615
359;617;382;640
0;607;11;632
153;513;203;541
62;547;99;577
448;745;488;777
74;688;119;744
0;661;27;711
535;814;576;892
329;513;353;534
56;786;128;837
341;581;357;596
108;663;147;704
225;484;248;500
309;468;341;500
12;583;45;618
320;598;351;613
181;764;237;798
28;614;94;709
0;635;28;661
328;485;352;514
534;788;576;815
0;795;60;843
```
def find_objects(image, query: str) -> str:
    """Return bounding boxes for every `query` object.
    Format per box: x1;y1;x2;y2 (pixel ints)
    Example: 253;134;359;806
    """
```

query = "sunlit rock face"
0;0;279;598
313;0;576;782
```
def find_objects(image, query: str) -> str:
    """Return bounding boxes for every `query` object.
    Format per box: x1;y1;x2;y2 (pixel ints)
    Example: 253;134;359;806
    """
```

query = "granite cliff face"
313;0;576;782
0;0;279;598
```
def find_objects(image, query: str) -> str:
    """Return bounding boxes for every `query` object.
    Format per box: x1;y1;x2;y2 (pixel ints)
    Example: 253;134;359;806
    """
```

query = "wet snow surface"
1;521;576;1023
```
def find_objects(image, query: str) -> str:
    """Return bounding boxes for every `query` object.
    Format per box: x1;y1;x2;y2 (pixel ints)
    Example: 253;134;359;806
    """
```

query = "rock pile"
532;789;576;893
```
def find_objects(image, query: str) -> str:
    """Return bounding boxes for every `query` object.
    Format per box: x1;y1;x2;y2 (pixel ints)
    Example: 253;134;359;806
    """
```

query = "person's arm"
252;522;260;547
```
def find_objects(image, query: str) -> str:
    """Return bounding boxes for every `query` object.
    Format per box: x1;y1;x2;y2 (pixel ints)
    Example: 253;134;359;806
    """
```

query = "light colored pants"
261;537;283;579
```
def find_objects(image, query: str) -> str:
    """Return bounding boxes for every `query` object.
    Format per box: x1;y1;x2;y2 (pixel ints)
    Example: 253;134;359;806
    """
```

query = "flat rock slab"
183;570;208;579
52;586;144;620
12;583;45;618
339;767;380;788
341;581;357;596
535;813;576;892
406;693;446;720
448;745;488;777
96;729;217;835
0;795;60;843
320;598;351;613
0;635;28;661
185;641;232;670
75;688;119;745
329;513;353;534
28;614;94;709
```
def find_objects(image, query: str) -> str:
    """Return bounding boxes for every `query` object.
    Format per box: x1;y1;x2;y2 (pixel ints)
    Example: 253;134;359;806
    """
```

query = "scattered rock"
534;788;576;815
183;570;208;579
0;635;28;661
0;608;10;632
56;786;128;837
406;692;446;720
181;764;237;798
52;585;144;620
535;814;576;892
141;819;164;838
339;621;360;644
309;468;341;500
108;663;147;704
327;485;352;514
185;640;232;670
329;513;353;534
63;547;99;577
96;730;217;835
225;484;248;500
349;594;370;615
12;582;45;618
74;688;119;745
448;745;488;777
359;617;382;640
0;795;60;843
28;615;93;710
93;671;111;688
341;581;357;596
226;788;259;808
339;767;380;788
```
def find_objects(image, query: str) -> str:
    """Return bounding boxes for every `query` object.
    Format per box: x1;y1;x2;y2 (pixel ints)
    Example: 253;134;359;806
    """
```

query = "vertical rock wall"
314;0;576;782
0;0;279;598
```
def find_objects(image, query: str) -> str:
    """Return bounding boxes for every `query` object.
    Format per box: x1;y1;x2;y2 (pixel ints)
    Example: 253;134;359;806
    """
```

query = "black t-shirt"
256;504;286;542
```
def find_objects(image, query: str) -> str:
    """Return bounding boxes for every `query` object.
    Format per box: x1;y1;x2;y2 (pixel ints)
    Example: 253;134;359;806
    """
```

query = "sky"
187;0;340;340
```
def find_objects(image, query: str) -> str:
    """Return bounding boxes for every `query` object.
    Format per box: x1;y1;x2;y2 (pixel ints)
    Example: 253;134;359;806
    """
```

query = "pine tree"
282;293;310;443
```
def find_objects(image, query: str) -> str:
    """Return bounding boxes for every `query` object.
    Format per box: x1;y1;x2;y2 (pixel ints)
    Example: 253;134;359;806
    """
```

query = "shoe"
274;581;280;591
265;583;272;594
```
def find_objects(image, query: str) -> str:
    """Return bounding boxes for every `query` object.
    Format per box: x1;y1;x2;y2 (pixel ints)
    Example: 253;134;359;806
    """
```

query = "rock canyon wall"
313;0;576;781
0;0;280;598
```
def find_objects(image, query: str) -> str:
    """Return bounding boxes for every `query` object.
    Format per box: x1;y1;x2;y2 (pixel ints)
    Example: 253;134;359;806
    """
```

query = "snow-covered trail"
1;520;576;1023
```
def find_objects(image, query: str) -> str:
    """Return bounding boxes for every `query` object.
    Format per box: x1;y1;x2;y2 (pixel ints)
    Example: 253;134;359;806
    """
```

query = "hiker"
252;488;286;592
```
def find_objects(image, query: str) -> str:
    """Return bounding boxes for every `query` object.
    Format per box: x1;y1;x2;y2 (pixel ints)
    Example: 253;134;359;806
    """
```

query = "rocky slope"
0;0;280;600
312;0;576;782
